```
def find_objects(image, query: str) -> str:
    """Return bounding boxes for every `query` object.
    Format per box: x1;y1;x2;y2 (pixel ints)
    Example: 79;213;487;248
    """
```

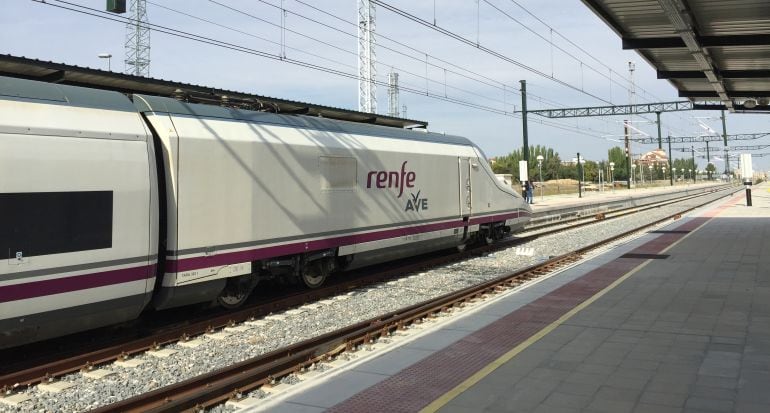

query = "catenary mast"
358;0;376;113
124;0;150;77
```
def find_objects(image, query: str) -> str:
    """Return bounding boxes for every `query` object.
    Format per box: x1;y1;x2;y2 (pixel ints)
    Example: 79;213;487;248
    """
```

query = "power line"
201;1;517;109
484;0;626;103
35;0;520;117
284;0;614;115
150;0;515;111
499;0;704;133
372;0;613;104
148;1;357;72
503;0;659;103
252;0;558;108
35;0;633;143
289;0;557;106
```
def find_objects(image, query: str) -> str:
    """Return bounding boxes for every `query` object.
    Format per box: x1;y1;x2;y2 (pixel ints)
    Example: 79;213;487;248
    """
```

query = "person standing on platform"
526;181;534;204
521;181;529;203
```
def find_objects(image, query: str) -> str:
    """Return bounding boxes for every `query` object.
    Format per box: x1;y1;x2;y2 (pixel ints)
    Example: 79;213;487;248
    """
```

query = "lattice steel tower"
125;0;150;77
387;71;400;117
358;0;377;113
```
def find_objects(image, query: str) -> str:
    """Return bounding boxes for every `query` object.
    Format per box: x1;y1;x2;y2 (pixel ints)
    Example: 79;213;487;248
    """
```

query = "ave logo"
405;190;428;212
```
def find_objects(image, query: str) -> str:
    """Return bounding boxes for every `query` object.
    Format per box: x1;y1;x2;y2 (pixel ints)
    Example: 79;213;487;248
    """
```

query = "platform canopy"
581;0;770;113
0;54;427;129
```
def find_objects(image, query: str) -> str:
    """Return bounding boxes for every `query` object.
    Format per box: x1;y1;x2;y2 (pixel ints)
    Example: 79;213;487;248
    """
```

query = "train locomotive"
0;75;531;348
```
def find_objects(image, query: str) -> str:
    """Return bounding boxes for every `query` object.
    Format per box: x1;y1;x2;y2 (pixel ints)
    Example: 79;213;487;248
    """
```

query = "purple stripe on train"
167;211;529;273
0;210;529;303
0;265;156;303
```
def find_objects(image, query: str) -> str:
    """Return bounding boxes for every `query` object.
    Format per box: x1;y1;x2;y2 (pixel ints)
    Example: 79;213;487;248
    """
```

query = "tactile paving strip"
327;215;716;413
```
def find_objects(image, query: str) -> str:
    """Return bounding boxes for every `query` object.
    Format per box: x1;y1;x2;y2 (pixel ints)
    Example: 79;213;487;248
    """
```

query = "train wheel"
301;260;328;289
483;223;503;245
217;276;254;309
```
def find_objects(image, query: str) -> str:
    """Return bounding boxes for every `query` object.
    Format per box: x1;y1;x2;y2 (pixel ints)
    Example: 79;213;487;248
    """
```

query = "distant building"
636;149;668;166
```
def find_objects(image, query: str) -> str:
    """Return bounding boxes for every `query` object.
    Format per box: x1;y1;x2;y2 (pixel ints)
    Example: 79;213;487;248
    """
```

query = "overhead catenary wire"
34;0;664;146
164;0;598;122
37;0;517;115
253;0;562;108
484;0;629;103
210;1;631;139
222;0;635;125
147;1;356;72
372;0;613;105
160;0;515;109
383;0;693;145
496;0;703;134
503;0;660;104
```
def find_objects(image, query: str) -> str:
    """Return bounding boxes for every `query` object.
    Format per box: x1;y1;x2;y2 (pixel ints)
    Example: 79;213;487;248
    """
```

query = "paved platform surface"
250;184;768;413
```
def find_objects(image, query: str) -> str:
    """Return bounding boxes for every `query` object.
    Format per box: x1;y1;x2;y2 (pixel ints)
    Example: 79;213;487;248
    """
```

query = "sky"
2;0;768;171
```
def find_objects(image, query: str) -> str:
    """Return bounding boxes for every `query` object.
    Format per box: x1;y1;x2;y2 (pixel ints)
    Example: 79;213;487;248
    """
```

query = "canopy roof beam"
623;34;770;49
659;70;770;79
656;0;732;109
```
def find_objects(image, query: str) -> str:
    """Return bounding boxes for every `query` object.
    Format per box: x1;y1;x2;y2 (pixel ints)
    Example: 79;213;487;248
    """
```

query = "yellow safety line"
421;215;711;413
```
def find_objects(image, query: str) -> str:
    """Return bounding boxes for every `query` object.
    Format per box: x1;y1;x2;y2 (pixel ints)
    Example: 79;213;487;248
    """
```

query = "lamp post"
687;169;692;182
662;166;666;184
672;167;677;184
573;155;585;198
648;164;653;187
536;154;544;202
609;162;615;192
98;53;112;71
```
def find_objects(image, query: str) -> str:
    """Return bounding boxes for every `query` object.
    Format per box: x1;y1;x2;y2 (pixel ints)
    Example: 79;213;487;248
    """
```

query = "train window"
1;191;113;258
319;156;357;190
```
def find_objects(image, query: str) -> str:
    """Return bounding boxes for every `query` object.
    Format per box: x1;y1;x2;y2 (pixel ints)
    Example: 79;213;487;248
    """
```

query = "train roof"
0;54;428;129
134;94;473;147
0;75;138;112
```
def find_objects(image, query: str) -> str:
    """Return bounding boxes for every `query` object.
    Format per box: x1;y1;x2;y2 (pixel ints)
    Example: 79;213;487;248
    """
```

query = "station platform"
528;182;729;226
529;182;721;212
251;183;768;413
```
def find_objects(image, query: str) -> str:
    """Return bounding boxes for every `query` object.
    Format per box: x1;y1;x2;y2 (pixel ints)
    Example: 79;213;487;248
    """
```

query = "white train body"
0;76;530;347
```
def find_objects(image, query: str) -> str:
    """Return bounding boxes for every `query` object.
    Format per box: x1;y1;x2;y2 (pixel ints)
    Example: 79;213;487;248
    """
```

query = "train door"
459;157;472;217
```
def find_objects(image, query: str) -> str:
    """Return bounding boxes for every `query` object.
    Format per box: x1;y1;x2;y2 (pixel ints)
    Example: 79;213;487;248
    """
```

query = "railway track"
86;184;739;413
0;184;738;409
2;186;731;379
521;184;733;236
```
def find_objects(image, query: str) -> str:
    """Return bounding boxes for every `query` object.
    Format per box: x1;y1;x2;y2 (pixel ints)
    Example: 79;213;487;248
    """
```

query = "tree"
582;160;598;182
607;146;628;180
491;145;563;181
705;163;717;177
671;158;696;179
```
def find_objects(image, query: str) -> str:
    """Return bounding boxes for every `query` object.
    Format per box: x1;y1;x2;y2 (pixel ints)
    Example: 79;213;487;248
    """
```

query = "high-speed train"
0;75;531;348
